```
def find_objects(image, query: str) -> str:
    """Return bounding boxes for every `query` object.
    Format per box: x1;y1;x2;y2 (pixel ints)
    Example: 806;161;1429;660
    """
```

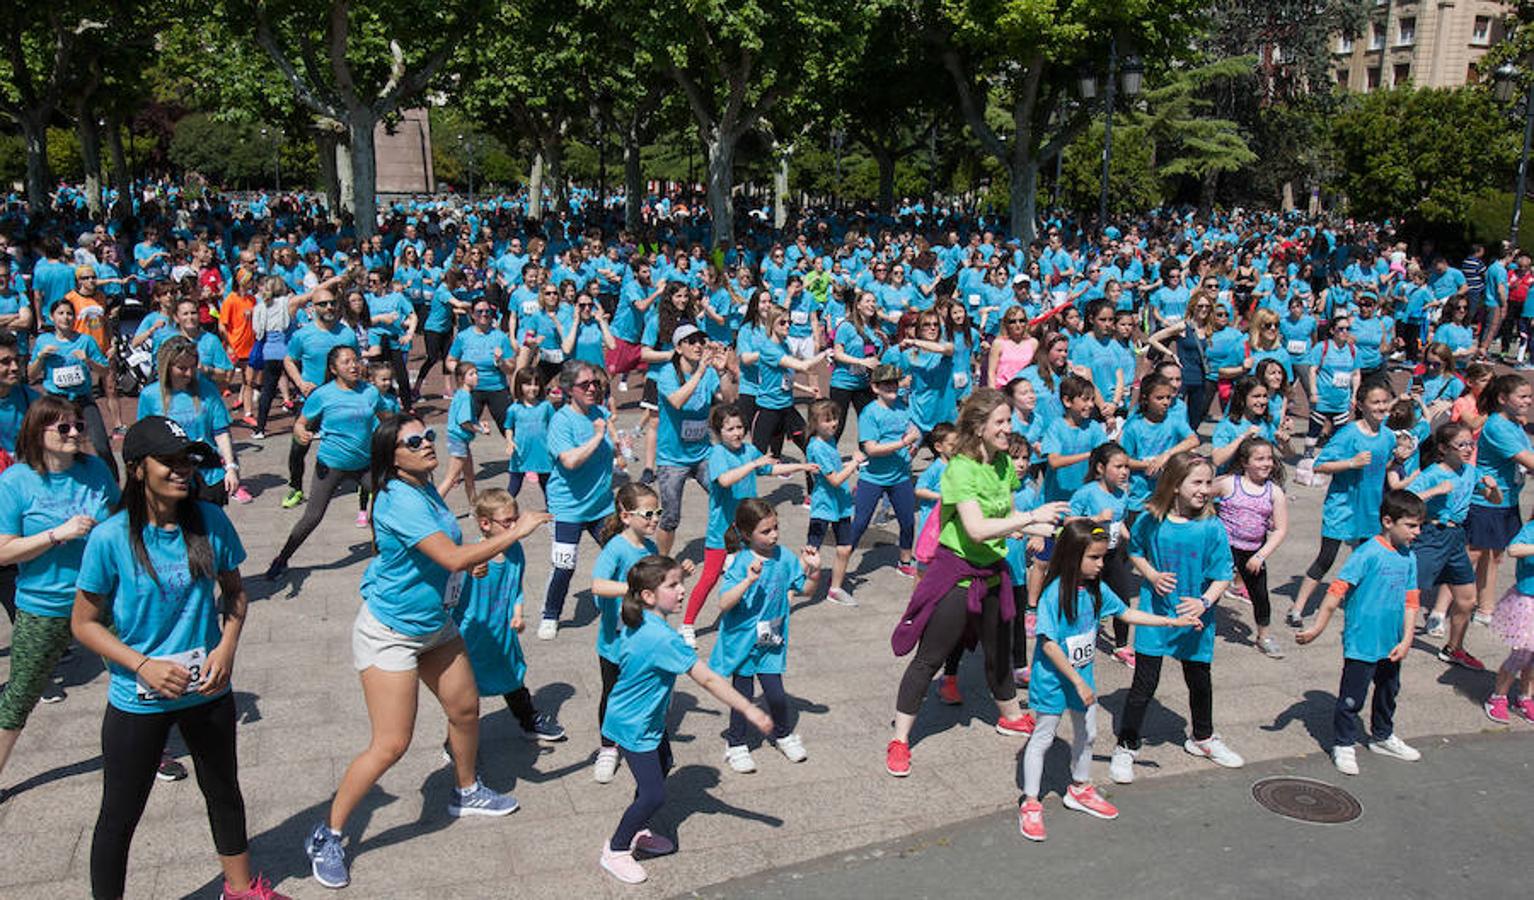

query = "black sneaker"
525;713;567;743
262;560;288;581
639;468;656;485
156;753;188;782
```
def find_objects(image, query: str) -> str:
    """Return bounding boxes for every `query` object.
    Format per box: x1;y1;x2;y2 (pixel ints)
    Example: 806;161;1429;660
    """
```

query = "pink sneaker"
232;485;254;505
630;829;675;856
995;712;1036;737
1516;697;1534;724
1063;783;1120;820
1485;695;1510;724
354;510;370;528
1018;798;1046;841
600;844;648;884
221;874;290;899
1112;647;1137;669
896;564;917;579
938;675;963;706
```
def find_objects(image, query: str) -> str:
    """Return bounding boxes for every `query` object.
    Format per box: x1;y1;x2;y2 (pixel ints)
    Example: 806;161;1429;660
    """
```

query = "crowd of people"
1;182;1533;894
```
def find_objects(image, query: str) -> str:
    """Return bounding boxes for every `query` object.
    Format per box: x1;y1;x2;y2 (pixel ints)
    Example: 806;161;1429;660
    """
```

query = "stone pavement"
0;391;1527;899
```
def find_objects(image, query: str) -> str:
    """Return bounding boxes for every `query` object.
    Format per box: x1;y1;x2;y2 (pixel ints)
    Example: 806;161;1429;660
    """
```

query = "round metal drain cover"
1251;776;1362;824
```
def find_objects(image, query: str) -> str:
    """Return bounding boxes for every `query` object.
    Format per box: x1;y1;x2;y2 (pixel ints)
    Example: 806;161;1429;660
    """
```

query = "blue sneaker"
525;713;567;743
304;822;349;889
448;780;519;817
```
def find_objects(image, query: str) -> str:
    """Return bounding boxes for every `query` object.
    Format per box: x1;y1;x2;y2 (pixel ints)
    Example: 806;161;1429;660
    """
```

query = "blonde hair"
473;488;517;523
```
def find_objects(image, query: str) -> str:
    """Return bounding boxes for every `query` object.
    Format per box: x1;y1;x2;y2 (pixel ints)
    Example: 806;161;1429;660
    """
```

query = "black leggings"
470;388;511;437
1231;547;1272;628
896;584;1016;716
414;330;453;396
273;462;371;566
377;338;414;412
751;404;806;455
829;385;873;442
725;673;792;744
74;396;118;482
255;359;289;431
1116;654;1213;750
287;437;310;491
598;656;619;749
1304;536;1346;582
1181;381;1208;432
92;693;246;899
945;585;1029;676
1103;542;1139;648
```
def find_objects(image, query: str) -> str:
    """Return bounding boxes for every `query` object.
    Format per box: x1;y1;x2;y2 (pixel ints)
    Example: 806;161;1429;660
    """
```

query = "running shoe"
1423;612;1446;638
238;415;258;428
1062;783;1119;820
304;823;349;889
1285;608;1305;628
448;780;519;817
524;713;567;743
1018;798;1046;842
593;747;620;783
250;431;266;440
1437;646;1486;671
1473;611;1493;626
885;739;911;777
156;753;188;782
995;713;1036;737
896;564;917;579
537;618;558;640
1184;735;1244;768
220;873;290;900
599;844;648;884
639;468;655;485
1257;636;1285;659
354;510;370;528
1516;697;1534;723
231;486;254;505
39;682;65;704
773;733;808;763
1112;647;1137;668
1485;694;1511;725
630;829;675;856
280;488;304;509
1109;746;1137;784
1368;734;1421;761
826;587;858;607
938;674;963;706
1332;745;1359;776
724;745;757;773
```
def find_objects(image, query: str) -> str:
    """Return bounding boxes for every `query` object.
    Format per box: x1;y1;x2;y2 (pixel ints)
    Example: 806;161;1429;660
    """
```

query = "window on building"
1338;34;1354;54
1394;63;1411;85
1396;17;1416;46
1370;21;1386;50
1337;68;1350;87
1473;16;1493;46
1468;62;1480;85
1366;67;1381;90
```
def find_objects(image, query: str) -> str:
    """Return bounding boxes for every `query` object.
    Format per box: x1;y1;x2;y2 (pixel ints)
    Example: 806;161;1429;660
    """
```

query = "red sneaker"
995;712;1036;737
1437;647;1486;671
1018;798;1046;842
938;675;963;706
885;739;911;777
1062;783;1119;820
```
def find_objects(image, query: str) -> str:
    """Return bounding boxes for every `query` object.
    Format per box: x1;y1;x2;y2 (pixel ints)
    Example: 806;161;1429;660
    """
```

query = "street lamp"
457;132;476;203
1495;61;1533;249
1081;40;1144;229
829;128;846;207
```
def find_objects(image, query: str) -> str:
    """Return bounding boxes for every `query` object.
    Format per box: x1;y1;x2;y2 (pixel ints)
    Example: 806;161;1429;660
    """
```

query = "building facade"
1333;1;1511;91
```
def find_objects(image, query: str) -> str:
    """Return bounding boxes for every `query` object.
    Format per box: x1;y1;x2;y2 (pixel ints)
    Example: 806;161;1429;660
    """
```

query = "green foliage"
1057;122;1161;215
1331;86;1519;225
167;113;316;187
1466;190;1534;249
1135;57;1258;186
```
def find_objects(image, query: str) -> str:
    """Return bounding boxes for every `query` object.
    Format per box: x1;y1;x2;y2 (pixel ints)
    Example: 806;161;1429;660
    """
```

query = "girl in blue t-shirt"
137;335;244;505
502;367;554;503
714;498;822;773
599;555;770;885
439;362;487;506
1069;442;1136;665
849;364;923;578
1018;520;1196;841
1211;377;1278;471
1468;374;1534;624
805;400;865;607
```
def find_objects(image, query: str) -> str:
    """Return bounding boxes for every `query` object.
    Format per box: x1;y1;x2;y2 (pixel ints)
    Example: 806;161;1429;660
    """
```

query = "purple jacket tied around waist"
891;545;1014;657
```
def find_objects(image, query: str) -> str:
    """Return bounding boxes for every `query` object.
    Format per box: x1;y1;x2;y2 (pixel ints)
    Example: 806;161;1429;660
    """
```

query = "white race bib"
1063;631;1095;670
952;371;969;390
521;299;539;316
443;571;466;610
136;647;207;701
1287;340;1307;355
680;417;711;443
538;347;565;364
781;373;793;393
52;364;85;389
790;309;809;325
1331;371;1352;388
755;617;785;648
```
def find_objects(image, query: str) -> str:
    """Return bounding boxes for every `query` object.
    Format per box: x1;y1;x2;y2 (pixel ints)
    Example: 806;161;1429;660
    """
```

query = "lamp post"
457;132;477;203
1080;39;1143;228
1495;61;1534;249
260;128;281;193
829;127;845;208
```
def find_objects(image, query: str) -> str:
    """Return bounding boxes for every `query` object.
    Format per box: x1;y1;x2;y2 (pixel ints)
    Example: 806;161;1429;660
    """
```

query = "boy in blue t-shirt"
1297;490;1426;776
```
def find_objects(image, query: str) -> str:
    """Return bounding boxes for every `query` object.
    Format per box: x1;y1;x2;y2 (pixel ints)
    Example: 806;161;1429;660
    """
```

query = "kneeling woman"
303;415;548;889
72;417;286;899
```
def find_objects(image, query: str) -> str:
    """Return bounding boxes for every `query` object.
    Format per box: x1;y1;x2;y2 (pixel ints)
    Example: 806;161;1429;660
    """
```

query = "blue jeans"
1334;657;1400;747
848;478;916;552
542;518;605;621
609;736;673;852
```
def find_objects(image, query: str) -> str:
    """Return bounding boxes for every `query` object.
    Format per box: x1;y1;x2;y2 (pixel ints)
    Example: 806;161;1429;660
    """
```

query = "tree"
1206;1;1370;103
1134;56;1258;211
234;0;487;236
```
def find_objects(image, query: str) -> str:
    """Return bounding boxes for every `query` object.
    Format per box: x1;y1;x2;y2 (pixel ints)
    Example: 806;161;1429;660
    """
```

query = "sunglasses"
571;379;599;390
627;508;664;521
54;420;88;436
314;300;338;308
152;453;200;470
474;308;495;316
399;428;437;450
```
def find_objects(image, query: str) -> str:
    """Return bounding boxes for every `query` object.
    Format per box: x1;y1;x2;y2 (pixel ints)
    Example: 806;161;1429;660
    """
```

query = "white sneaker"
1332;745;1360;776
1109;746;1137;784
537;618;558;640
774;733;808;763
593;747;620;784
1184;735;1245;768
1368;734;1421;761
1424;613;1446;638
724;744;757;773
680;623;697;648
826;587;859;607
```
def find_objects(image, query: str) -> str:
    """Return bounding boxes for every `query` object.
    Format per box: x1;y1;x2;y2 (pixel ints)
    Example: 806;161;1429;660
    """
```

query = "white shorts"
351;603;460;672
786;334;817;360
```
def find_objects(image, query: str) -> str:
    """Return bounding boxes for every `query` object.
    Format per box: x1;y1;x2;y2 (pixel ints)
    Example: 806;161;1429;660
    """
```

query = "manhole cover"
1251;776;1362;824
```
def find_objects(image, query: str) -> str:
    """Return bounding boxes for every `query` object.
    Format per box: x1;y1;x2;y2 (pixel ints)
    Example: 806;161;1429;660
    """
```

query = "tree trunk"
315;129;342;218
348;112;378;238
1010;160;1039;246
542;135;566;214
105;116;131;220
528;153;544;221
704;129;736;249
17;111;53;218
76;112;104;221
336;136;356;216
623;117;643;231
773;147;790;231
873;146;896;216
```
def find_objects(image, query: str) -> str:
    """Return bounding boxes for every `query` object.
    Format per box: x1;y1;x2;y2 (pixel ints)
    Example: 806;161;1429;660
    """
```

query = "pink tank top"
1218;477;1273;551
994;338;1037;385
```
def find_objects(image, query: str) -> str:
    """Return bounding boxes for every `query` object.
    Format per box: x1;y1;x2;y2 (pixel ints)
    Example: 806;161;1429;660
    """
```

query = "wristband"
1201;595;1217;611
133;656;150;674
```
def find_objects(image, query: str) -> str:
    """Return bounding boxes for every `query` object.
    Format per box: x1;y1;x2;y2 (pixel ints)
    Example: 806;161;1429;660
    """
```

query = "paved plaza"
0;390;1530;899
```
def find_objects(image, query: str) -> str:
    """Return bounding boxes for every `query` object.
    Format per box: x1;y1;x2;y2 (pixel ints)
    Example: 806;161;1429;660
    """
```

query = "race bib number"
781;372;793;393
755;617;785;648
952;371;970;390
1063;631;1095;670
1331;371;1352;388
538;347;565;364
680;417;711;443
443;571;466;610
790;309;809;325
550;542;577;570
52;364;85;389
1287;340;1307;355
521;299;539;316
136;647;207;701
1105;521;1120;550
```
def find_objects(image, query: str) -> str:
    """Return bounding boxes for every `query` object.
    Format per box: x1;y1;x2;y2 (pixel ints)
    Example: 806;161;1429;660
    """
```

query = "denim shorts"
446;434;470;459
807;517;852;547
1413;522;1475;590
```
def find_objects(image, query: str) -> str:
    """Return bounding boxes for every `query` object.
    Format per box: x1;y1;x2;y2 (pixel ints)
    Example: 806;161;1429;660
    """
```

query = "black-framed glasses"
399;428;437;450
54;420;87;436
314;300;338;308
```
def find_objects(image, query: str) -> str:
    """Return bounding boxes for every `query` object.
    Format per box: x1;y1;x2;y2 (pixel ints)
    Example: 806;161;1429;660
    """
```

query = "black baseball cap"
123;416;216;465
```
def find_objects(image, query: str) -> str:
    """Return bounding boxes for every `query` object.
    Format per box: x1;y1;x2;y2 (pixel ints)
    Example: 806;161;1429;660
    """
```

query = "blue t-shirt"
446;389;476;444
1411;461;1477;524
1211;416;1276;456
1069;334;1130;403
1317;422;1396;541
285;322;359;387
1116;412;1193;511
137;378;232;486
1511;519;1534;593
1029;580;1128;714
0;458;120;616
1129;515;1234;663
915;458;947;529
858;400;914;487
602;610;697;752
0;385;37;452
546;405;616;522
808;436;854;522
706;442;771;548
302;381;384;470
591;535;657;662
654;363;721;466
34;332;108;400
425;285;459;332
735;324;764;397
448;326;515;392
1335;536;1418;662
1069;482;1128;549
831;321;880;391
360;480;463;636
906;349;956;432
754;339;795;410
1041;418;1107;502
452;543;528;696
709;546;805;677
1307;340;1358;414
1279;314;1315;362
1474;412;1531;510
504;400;554;474
194;331;234;373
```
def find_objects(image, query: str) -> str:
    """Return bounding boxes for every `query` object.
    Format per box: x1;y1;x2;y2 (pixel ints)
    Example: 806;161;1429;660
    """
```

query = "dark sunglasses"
571;379;599;390
313;300;338;308
399;428;437;450
54;420;88;436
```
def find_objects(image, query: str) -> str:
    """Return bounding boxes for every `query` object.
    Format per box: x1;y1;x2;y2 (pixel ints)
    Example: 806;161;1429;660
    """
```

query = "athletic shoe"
1332;745;1359;776
232;486;254;504
938;675;963;706
1018;798;1046;842
238;415;258;428
1224;583;1250;604
156;753;188;782
995;713;1036;737
630;829;675;856
1013;667;1030;688
896;564;917;579
801;496;811;508
1368;734;1421;762
1438;647;1486;671
679;623;697;648
600;844;648;884
354;510;370;528
826;587;858;607
1257;635;1285;659
537;618;558;640
1485;694;1511;724
885;739;911;777
304;822;349;889
593;747;620;783
1424;613;1447;638
1516;697;1534;723
724;745;757;773
448;780;519;817
1285;608;1305;628
1184;735;1244;768
1062;783;1119;820
39;682;65;704
1112;647;1136;668
221;873;290;900
524;714;567;743
281;489;305;509
250;431;266;440
1473;611;1493;626
774;733;808;763
639;468;655;485
261;561;287;582
1109;746;1137;784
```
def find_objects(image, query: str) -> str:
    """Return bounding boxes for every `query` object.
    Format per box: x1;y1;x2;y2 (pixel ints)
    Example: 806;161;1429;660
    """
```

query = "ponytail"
600;482;659;545
724;497;775;555
622;555;679;628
